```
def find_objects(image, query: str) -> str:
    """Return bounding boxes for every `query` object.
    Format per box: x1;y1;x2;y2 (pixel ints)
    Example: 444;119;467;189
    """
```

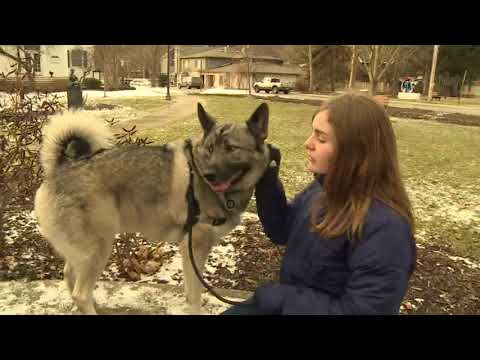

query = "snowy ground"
1;209;257;314
0;280;246;315
0;86;182;105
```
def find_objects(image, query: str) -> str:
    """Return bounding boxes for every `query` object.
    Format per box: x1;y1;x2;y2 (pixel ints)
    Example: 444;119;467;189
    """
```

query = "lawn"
138;95;480;261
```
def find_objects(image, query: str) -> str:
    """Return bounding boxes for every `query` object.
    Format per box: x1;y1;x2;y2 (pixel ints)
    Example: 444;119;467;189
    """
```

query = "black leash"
184;139;253;307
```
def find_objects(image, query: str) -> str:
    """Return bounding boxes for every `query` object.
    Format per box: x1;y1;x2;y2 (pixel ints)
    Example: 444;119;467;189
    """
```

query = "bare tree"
357;45;417;95
94;46;121;90
241;45;254;94
0;46;39;107
285;45;349;92
0;46;35;78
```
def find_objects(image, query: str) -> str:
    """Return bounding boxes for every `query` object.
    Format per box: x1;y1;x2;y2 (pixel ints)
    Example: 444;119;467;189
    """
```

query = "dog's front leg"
179;224;215;314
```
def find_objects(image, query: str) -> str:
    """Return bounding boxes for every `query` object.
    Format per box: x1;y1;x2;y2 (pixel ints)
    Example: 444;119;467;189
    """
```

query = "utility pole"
166;44;171;101
427;45;440;102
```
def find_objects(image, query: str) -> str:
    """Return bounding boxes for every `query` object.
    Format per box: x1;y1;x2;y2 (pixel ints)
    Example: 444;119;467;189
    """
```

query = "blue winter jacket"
254;176;416;315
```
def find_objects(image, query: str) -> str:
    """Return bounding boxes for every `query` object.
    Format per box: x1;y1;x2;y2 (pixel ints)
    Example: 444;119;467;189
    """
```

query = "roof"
180;47;282;62
180;48;240;59
178;45;223;57
205;62;304;76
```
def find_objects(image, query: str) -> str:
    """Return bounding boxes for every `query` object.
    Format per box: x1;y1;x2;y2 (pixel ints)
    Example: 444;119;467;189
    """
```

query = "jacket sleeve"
254;218;415;315
255;175;304;246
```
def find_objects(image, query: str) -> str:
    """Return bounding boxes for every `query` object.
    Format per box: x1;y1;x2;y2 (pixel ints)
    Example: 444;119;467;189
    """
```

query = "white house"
0;45;94;79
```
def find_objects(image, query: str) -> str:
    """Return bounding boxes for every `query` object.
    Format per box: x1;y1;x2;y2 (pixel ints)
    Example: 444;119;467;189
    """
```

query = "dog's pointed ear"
246;103;269;143
198;103;216;134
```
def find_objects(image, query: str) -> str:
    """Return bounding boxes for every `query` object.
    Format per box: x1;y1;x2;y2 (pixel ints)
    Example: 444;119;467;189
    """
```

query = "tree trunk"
422;69;430;96
309;45;314;92
390;63;399;96
348;45;356;89
458;69;468;104
329;47;336;92
368;68;377;96
368;45;380;96
369;79;377;96
151;46;159;86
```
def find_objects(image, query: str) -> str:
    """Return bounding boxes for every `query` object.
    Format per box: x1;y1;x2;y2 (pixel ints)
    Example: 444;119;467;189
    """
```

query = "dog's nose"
204;174;216;183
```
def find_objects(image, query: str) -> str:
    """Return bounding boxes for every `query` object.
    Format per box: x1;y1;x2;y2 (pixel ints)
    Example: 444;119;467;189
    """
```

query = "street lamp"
166;44;171;101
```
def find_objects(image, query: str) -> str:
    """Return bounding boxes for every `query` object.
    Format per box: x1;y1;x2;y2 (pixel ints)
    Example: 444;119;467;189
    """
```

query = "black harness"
183;139;252;307
183;139;228;231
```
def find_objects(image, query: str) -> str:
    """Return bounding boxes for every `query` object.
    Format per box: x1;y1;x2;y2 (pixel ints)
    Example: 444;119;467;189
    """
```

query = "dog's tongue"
210;181;231;193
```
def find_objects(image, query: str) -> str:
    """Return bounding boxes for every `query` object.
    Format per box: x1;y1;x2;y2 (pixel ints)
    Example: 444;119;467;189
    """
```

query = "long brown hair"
311;93;414;240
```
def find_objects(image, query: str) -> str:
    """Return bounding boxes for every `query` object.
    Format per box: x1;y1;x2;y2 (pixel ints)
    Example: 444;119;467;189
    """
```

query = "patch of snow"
0;280;237;315
57;87;183;99
447;255;480;270
83;105;147;123
406;179;480;231
201;88;250;95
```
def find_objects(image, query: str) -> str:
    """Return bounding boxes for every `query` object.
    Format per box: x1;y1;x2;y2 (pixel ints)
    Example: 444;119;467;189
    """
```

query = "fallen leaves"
119;242;170;281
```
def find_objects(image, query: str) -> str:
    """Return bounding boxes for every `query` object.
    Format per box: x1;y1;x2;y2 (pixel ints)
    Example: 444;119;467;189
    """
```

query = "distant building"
0;45;93;79
160;45;304;89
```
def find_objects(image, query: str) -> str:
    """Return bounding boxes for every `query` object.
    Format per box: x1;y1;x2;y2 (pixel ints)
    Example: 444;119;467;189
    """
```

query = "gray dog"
34;102;271;314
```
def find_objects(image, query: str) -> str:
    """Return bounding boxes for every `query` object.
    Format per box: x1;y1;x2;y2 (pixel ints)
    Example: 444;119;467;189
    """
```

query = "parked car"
178;76;202;89
128;78;151;87
253;77;292;94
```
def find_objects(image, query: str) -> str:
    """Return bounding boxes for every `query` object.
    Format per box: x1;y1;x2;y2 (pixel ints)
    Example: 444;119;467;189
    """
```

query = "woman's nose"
304;134;314;150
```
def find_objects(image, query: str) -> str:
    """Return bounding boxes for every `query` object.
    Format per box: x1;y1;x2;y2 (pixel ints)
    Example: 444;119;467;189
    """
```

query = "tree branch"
377;46;401;80
312;46;331;64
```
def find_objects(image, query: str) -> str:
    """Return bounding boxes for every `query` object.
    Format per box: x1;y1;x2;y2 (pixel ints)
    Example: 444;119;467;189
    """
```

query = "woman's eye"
225;144;234;152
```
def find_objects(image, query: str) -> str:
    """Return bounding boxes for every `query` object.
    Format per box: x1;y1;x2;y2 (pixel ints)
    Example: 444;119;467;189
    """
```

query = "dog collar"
183;139;230;231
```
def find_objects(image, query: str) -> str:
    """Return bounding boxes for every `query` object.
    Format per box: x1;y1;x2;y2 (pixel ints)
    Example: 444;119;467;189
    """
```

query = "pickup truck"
253;77;291;94
178;76;202;89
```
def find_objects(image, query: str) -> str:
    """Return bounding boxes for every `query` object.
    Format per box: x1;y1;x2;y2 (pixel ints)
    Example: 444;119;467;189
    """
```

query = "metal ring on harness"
184;139;253;307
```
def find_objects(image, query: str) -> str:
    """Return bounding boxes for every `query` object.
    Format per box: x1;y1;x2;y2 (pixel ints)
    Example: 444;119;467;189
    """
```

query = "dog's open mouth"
206;169;248;193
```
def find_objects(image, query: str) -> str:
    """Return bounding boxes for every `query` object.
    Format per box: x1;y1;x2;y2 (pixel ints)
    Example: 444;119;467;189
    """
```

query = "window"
82;51;88;68
70;49;88;67
169;49;175;66
271;78;280;83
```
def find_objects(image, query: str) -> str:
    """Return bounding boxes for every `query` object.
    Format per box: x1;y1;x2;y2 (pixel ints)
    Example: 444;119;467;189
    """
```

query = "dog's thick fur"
34;103;271;314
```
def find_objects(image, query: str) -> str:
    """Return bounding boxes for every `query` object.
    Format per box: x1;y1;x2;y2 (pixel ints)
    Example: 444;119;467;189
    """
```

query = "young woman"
222;93;416;315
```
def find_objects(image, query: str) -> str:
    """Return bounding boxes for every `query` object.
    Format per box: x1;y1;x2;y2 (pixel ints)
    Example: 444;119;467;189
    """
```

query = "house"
203;62;304;89
0;45;93;80
161;45;304;89
160;45;225;84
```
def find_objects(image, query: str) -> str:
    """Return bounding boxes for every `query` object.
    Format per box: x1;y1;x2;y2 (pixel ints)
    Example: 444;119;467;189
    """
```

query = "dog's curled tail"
40;111;113;177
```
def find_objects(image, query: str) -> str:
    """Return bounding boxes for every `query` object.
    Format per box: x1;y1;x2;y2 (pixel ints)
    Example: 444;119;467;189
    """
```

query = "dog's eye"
207;144;214;154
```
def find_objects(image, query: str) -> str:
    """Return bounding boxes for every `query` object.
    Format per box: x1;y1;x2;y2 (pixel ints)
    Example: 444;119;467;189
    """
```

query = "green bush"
158;74;168;87
82;77;102;90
